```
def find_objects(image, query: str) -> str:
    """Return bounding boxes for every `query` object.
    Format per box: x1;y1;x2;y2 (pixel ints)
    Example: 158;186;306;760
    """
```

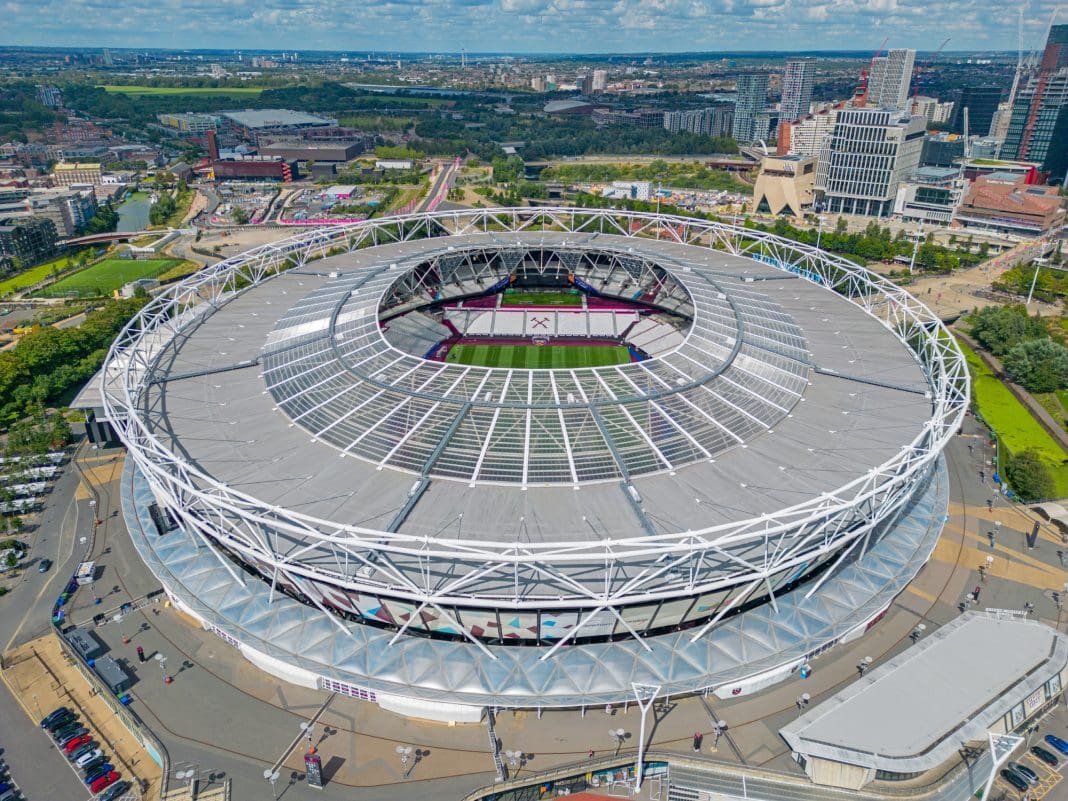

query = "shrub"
1005;449;1056;501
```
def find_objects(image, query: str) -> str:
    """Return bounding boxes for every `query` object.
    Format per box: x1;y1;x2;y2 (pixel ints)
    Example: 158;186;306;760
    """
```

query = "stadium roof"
143;232;931;548
780;613;1068;774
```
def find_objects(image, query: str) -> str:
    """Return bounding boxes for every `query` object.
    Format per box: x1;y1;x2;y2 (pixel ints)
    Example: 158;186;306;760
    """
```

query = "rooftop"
221;109;335;129
780;613;1068;774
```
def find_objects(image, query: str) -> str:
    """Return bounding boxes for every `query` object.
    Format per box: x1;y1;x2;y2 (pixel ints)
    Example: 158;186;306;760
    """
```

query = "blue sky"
1;0;1062;54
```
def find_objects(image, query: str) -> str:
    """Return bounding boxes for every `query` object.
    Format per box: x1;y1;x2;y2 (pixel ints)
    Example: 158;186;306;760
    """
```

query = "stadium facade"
105;208;967;721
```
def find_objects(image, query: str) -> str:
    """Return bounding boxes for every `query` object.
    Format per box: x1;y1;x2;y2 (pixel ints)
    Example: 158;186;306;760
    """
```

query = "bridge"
58;228;190;247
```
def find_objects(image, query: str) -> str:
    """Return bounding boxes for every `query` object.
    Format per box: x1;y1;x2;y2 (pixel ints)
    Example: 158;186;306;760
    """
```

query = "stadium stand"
381;311;452;357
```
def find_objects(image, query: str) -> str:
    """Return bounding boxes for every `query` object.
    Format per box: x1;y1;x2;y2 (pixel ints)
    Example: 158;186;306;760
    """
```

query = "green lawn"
959;339;1068;497
33;258;181;298
446;343;631;369
99;85;263;96
501;291;583;307
0;254;80;296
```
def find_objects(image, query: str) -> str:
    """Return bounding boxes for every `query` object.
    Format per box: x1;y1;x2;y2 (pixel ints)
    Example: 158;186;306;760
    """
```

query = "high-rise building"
867;49;916;111
732;73;769;143
1001;24;1068;169
778;107;837;157
780;59;815;123
951;86;1001;136
815;108;926;216
592;70;608;94
663;106;733;138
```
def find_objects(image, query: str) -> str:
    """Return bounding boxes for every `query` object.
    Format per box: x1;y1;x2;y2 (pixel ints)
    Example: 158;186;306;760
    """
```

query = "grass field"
0;254;80;296
959;339;1068;497
100;85;263;96
501;291;582;307
447;343;631;369
33;258;181;298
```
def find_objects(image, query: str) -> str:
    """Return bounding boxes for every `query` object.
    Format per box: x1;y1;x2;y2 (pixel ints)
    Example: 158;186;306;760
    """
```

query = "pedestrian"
587;749;594;760
988;531;996;549
1025;601;1035;615
693;732;703;752
968;443;974;455
1059;550;1065;567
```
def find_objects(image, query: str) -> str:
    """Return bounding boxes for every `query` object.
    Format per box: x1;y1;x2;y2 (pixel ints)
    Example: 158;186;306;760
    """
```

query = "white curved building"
106;208;967;716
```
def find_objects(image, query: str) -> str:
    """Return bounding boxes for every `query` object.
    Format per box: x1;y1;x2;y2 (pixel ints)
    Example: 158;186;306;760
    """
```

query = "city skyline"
0;0;1062;55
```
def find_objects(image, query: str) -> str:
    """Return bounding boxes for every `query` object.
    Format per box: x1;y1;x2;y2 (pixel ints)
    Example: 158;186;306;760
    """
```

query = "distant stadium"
105;208;968;716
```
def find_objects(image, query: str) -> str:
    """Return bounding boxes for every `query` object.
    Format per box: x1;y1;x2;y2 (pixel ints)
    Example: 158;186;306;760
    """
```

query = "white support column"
631;682;660;793
980;731;1023;801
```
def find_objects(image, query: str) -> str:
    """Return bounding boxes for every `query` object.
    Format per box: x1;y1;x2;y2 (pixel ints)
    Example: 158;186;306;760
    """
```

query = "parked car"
84;764;113;785
38;558;52;573
70;742;97;762
64;733;91;753
44;711;75;732
54;725;87;744
81;755;107;775
1046;734;1068;755
74;748;103;769
1007;761;1040;785
40;706;70;728
1001;768;1029;792
90;771;119;795
99;781;130;801
1032;745;1059;766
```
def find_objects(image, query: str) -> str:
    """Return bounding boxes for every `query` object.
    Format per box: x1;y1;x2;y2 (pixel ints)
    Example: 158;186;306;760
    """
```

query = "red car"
64;734;91;754
90;771;119;795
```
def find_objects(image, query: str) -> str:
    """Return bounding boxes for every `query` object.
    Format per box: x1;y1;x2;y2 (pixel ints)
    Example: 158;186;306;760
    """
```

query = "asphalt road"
0;444;98;801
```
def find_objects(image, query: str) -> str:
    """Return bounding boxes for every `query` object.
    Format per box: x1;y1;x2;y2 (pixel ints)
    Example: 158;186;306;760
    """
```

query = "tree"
1003;338;1068;393
969;305;1048;357
231;207;250;225
1005;449;1056;502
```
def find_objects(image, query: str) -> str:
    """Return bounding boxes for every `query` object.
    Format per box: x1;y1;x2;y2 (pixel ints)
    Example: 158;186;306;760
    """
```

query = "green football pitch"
501;291;582;307
446;343;631;369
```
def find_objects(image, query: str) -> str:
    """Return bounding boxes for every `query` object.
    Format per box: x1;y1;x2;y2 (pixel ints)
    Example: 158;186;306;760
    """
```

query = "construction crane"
853;37;889;107
911;38;951;108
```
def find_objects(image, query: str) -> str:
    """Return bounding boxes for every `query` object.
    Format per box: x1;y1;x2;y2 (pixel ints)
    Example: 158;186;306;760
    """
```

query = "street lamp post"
155;652;171;684
609;728;626;757
908;219;924;274
711;720;728;750
300;721;315;753
815;216;824;251
263;769;280;800
395;744;413;770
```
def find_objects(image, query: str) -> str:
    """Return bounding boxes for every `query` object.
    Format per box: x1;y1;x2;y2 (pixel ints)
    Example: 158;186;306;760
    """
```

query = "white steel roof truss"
592;372;672;471
549;373;579;485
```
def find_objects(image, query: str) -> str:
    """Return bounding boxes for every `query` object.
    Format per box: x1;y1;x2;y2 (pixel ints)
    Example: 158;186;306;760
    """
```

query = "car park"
64;733;91;753
84;764;113;785
1046;734;1068;755
90;771;119;794
100;780;130;801
74;748;103;769
1002;768;1029;792
1032;745;1059;765
1007;761;1040;785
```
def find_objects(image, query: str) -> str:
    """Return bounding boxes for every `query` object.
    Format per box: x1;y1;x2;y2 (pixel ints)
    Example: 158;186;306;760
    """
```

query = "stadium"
104;207;967;720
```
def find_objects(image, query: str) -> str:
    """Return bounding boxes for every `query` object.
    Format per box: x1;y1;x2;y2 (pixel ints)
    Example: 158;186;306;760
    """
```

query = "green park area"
959;339;1068;498
33;258;182;298
99;85;263;96
0;254;80;296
